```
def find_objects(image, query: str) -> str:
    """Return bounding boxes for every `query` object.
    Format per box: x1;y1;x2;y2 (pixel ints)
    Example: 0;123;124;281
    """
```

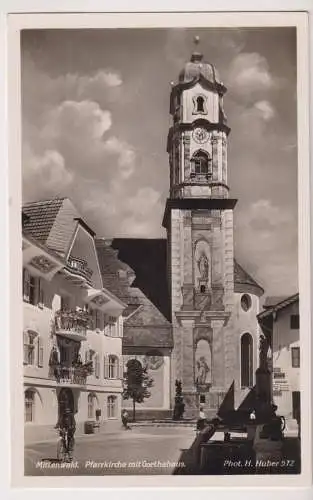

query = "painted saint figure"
197;252;209;279
196;356;210;385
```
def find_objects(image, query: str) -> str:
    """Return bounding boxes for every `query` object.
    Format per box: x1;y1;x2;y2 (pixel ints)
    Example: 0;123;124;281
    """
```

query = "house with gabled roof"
22;198;127;444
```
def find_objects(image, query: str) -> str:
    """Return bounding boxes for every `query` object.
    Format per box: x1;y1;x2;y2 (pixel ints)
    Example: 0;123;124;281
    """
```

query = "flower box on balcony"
50;364;89;385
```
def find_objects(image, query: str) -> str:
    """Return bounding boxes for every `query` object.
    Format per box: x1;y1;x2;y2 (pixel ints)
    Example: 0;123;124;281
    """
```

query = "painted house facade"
23;198;126;444
257;294;300;435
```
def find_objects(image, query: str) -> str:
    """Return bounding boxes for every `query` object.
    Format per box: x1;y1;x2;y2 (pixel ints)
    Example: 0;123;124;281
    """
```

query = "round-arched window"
241;333;253;388
241;294;252;312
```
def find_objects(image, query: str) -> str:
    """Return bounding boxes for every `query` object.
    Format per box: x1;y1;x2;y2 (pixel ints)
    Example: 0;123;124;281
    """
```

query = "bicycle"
57;428;75;462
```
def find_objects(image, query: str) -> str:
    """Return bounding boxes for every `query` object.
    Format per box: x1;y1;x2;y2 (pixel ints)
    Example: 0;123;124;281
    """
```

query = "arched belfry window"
191;150;212;178
241;333;253;388
192;94;207;115
196;96;205;112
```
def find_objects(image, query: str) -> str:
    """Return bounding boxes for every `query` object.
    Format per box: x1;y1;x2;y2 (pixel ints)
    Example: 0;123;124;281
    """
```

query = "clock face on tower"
192;127;210;144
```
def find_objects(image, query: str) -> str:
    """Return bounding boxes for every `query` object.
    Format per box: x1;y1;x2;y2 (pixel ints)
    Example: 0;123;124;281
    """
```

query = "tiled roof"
123;326;173;348
22;198;88;258
96;240;173;348
263;296;289;308
234;259;264;295
22;198;64;244
258;293;299;320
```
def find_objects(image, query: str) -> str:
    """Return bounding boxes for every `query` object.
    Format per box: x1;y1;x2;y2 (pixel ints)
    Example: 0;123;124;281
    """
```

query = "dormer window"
190;150;212;177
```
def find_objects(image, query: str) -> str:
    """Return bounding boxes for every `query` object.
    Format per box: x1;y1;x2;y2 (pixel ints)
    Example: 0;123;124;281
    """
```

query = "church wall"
122;350;171;410
223;292;261;406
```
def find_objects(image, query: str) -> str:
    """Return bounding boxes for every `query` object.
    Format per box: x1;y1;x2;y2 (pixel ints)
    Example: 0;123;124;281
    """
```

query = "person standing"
59;408;76;461
196;406;207;432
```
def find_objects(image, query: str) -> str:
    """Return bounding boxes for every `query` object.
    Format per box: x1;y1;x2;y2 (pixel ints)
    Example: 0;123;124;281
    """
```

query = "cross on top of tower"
191;34;203;62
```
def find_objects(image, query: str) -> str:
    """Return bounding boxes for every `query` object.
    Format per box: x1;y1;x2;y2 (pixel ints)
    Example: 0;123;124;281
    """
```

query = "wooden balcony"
55;309;90;341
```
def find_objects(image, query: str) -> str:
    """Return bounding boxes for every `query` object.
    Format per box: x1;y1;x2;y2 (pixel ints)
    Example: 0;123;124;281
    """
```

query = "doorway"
58;388;74;424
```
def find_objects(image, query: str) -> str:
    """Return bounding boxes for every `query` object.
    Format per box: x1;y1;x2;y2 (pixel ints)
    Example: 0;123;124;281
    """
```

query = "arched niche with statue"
194;239;211;293
194;338;212;388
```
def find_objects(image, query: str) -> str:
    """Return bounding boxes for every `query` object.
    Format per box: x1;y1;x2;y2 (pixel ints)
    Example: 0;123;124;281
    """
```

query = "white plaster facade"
258;295;300;434
23;201;126;443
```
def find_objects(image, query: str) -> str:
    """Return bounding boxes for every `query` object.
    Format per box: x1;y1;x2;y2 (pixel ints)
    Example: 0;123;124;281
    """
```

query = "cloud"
126;187;161;217
235;199;298;296
76;183;163;238
43;100;112;142
24;97;137;185
103;137;136;180
253;100;275;121
23;145;73;199
119;187;163;236
240;199;295;229
228;52;278;95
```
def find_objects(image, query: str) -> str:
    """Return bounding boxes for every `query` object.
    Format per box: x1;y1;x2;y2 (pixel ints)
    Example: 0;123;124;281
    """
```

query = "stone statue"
196;356;210;385
197;252;209;279
259;334;269;368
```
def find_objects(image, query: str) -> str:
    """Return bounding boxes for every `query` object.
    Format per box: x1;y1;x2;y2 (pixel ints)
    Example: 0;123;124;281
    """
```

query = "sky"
21;27;298;297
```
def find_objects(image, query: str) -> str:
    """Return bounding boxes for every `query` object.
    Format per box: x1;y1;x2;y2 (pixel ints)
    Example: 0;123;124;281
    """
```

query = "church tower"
162;38;238;416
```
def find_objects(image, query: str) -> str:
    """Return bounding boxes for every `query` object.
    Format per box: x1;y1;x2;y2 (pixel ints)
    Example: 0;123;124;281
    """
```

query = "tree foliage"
123;359;154;421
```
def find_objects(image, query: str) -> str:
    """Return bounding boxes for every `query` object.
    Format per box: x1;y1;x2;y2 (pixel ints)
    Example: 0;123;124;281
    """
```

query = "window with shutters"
37;336;44;367
107;395;117;418
37;279;45;309
87;393;96;419
95;310;102;331
104;355;109;378
95;353;100;378
29;275;37;305
118;359;124;379
60;296;70;310
23;270;44;307
291;347;300;368
23;268;31;302
290;315;300;329
108;355;118;379
23;331;38;365
25;389;35;422
105;316;117;337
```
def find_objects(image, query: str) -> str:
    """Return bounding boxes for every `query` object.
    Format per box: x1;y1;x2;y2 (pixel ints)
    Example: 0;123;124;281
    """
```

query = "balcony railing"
55;309;91;340
66;256;93;284
49;362;93;385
